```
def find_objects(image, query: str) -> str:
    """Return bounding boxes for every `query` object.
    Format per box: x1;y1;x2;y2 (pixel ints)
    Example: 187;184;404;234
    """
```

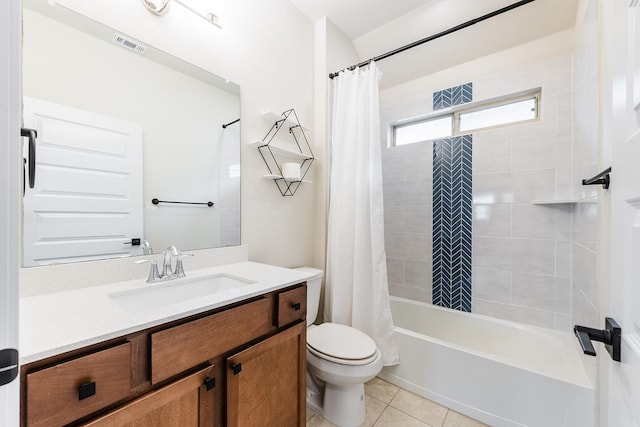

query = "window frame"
390;88;541;147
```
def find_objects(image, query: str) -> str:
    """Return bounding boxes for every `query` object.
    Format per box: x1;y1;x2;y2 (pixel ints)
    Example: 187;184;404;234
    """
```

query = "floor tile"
365;377;400;404
389;389;448;427
306;407;317;422
363;395;387;427
373;406;430;427
307;414;337;427
443;410;488;427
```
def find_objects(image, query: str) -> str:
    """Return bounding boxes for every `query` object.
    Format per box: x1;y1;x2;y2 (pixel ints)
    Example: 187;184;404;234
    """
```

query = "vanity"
19;261;310;426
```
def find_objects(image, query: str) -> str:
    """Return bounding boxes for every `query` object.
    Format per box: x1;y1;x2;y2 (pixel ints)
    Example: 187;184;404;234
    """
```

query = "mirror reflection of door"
22;97;143;266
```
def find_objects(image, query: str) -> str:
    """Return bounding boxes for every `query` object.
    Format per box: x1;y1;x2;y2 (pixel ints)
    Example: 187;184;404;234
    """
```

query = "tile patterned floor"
306;378;488;427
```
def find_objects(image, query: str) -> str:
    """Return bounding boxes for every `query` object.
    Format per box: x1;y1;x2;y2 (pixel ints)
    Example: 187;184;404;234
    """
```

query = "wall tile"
511;204;572;240
572;286;598;326
511;132;571;171
473;237;556;275
405;260;432;288
384;206;404;233
389;283;431;303
387;257;404;284
382;152;404;183
473;204;511;237
555;167;574;201
472;298;556;329
573;203;598;245
473;169;555;204
511;273;570;313
404;206;432;233
472;268;511;303
471;133;511;174
386;232;431;262
402;179;432;206
554;313;572;332
555;240;571;278
433;136;472;311
572;242;597;281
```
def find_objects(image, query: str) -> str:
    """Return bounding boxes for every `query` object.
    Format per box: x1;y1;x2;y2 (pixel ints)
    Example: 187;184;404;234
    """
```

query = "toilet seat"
307;323;378;366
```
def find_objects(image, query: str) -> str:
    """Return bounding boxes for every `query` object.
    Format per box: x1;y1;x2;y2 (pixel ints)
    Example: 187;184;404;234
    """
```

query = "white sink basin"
109;273;256;312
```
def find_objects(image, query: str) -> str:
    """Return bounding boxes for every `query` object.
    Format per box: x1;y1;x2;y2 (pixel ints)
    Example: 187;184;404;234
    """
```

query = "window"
391;90;540;147
459;96;537;132
394;116;452;146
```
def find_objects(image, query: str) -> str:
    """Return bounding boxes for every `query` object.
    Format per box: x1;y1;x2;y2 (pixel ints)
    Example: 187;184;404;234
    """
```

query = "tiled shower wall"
382;50;583;331
470;53;575;330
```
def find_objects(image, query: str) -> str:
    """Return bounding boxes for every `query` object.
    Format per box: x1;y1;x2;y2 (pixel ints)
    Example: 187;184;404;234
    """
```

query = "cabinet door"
226;322;306;427
82;365;215;427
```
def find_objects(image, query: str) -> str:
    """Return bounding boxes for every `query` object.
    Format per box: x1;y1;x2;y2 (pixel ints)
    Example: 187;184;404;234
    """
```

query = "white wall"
20;0;315;282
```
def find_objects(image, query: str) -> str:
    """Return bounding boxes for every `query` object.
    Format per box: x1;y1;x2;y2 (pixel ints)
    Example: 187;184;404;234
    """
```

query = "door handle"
0;348;19;387
574;317;621;362
20;128;38;189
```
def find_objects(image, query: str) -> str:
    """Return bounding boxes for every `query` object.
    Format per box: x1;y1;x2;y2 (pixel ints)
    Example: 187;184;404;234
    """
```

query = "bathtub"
379;297;595;427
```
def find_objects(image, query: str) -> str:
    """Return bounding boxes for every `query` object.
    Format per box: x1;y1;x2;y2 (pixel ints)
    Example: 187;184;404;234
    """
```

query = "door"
81;366;215;427
22;97;144;266
226;322;306;427
603;1;640;425
0;0;21;424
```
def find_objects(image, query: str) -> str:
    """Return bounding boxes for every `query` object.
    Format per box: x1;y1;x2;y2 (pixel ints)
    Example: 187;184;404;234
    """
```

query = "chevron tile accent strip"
433;82;473;110
432;136;473;312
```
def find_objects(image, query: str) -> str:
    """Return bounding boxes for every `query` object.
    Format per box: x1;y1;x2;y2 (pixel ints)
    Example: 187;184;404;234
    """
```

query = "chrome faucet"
135;259;161;283
136;245;193;283
162;246;180;278
142;240;153;255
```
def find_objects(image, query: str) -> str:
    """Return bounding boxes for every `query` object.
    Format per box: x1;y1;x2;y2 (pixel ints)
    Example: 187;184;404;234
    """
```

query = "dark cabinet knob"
78;381;96;401
231;363;242;375
204;376;216;391
292;302;301;311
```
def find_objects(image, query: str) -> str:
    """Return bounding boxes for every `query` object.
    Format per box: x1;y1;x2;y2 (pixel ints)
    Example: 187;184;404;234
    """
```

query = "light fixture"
141;0;221;28
141;0;170;16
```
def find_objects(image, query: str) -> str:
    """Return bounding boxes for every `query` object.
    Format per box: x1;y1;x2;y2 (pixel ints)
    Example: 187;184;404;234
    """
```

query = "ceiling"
288;0;579;88
286;0;438;40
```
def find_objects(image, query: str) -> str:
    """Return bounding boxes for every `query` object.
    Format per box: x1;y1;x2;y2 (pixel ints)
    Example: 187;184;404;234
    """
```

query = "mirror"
21;1;240;267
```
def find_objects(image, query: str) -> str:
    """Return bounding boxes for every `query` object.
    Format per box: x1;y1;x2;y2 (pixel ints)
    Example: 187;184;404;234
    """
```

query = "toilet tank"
293;267;323;326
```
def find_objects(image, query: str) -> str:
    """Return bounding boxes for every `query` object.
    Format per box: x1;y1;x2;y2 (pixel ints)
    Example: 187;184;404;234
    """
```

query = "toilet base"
322;382;366;427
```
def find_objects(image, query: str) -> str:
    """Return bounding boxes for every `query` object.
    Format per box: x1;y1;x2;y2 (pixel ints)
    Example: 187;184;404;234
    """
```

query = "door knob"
574;317;621;362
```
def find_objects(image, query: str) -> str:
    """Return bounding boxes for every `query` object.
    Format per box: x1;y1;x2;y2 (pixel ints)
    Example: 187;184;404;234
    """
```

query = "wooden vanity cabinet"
20;283;307;427
227;321;306;426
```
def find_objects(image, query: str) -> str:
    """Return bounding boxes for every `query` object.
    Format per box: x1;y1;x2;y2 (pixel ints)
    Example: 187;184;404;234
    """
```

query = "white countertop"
19;261;313;365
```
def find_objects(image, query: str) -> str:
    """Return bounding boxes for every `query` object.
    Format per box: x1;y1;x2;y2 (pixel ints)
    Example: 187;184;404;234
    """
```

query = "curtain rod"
328;0;536;79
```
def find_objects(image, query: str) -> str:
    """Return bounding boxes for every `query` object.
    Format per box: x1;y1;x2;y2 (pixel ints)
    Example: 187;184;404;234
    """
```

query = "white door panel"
23;97;143;266
604;0;640;425
1;0;21;423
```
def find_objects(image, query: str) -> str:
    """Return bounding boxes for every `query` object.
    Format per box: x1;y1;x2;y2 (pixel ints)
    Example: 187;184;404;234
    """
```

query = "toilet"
295;267;383;427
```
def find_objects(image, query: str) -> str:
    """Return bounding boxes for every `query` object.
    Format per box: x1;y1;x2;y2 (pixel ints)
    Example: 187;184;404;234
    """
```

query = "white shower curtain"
325;62;399;366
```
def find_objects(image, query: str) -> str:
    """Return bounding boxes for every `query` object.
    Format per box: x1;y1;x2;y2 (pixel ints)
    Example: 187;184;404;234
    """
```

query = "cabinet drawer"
151;297;273;384
277;285;306;328
26;343;131;427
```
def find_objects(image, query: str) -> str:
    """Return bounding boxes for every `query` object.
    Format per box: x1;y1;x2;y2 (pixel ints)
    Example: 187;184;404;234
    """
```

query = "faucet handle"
174;254;194;278
135;259;161;283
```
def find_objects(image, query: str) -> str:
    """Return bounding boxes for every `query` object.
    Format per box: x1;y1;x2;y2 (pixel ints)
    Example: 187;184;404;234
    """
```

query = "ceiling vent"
631;0;640;7
112;34;147;54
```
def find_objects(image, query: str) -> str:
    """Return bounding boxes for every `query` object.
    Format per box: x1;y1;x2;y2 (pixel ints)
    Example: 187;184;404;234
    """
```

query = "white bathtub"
379;297;595;427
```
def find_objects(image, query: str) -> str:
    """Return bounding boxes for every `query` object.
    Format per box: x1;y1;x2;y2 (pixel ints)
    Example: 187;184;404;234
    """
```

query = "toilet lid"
307;323;378;364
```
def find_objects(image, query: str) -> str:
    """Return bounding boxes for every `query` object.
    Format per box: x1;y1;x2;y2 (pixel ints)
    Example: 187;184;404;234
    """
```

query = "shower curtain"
325;62;399;366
